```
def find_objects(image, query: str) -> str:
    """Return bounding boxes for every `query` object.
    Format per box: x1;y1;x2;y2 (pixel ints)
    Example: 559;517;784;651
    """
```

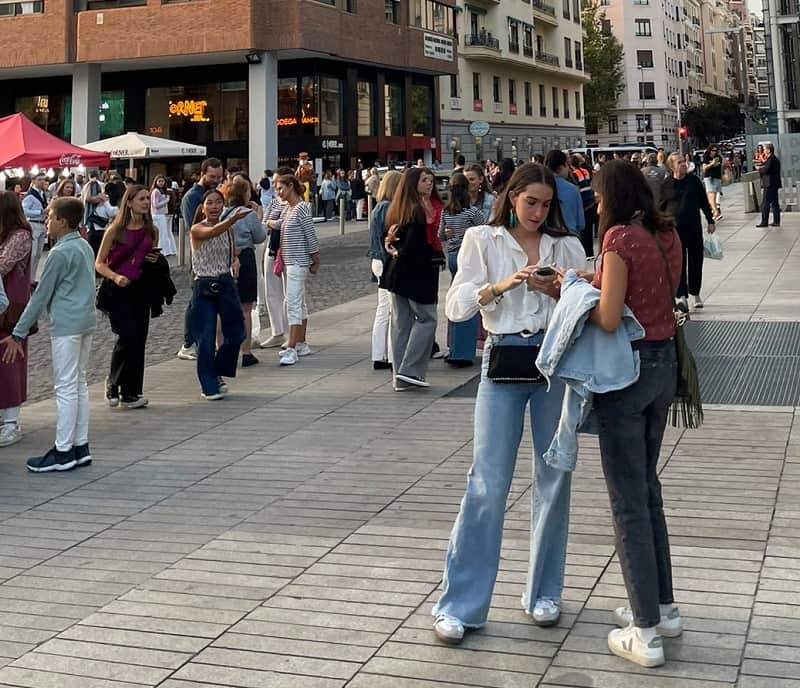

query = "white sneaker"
433;614;464;644
531;598;561;627
260;334;286;349
177;345;197;360
0;422;22;447
296;342;313;357
691;295;704;309
608;625;664;668
613;605;683;637
257;304;267;317
279;348;299;366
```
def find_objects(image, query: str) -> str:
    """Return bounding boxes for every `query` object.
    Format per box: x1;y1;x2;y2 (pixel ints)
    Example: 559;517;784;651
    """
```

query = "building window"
357;81;376;136
509;79;516;105
384;0;400;23
539;84;547;117
638;81;656;99
409;83;433;136
384;82;404;136
637;49;654;68
493;76;501;103
563;89;570;118
449;74;458;98
575;91;581;119
633;0;649;4
525;82;533;116
508;19;520;53
320;76;342;136
600;0;609;5
572;0;579;22
636;114;652;132
523;25;533;56
575;41;583;70
634;18;651;36
412;0;455;35
562;0;570;19
472;72;481;101
552;86;559;117
87;0;145;6
564;37;573;67
608;116;618;133
0;0;44;15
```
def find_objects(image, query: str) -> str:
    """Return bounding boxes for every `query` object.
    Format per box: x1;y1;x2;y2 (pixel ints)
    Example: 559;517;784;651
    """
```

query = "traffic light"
678;127;689;139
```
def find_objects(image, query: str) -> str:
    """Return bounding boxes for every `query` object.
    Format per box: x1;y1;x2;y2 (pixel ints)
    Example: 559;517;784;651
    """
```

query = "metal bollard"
339;197;346;235
177;217;186;267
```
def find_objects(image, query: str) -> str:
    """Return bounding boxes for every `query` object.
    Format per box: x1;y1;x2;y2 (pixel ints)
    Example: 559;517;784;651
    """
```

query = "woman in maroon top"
589;161;683;668
95;185;159;409
0;191;32;447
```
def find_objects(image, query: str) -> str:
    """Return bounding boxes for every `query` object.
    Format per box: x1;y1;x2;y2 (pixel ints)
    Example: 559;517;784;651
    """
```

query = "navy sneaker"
74;443;92;467
105;377;119;407
26;447;77;473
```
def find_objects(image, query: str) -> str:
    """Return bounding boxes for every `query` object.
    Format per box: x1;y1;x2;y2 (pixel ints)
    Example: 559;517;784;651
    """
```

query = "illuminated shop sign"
169;100;210;122
276;116;320;126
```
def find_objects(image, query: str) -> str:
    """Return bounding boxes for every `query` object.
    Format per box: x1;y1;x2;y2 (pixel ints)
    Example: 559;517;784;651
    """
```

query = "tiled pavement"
0;185;797;687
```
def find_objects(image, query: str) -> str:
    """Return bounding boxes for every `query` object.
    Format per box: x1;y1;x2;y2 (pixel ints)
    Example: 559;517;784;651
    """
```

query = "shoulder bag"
653;234;703;428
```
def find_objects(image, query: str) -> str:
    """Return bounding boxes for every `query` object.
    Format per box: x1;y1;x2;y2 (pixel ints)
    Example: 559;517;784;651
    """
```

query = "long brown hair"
105;184;157;246
464;162;490;208
592;160;673;240
489;163;568;237
0;190;32;246
385;167;441;228
224;177;251;208
56;178;77;197
375;170;402;203
150;175;168;195
445;172;470;216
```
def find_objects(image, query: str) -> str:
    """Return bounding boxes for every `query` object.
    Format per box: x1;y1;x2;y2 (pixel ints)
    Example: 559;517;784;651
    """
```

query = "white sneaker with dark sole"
433;614;464;644
613;605;683;637
608;625;664;668
395;373;430;387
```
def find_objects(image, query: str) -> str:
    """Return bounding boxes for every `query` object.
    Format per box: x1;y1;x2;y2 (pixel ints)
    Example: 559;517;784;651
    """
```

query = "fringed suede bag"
653;235;704;429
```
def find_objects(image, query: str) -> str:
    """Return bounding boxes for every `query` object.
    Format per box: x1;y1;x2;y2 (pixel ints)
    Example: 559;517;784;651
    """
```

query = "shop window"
384;82;404;137
357;81;376;136
409;83;432;136
16;90;124;141
277;77;299;135
300;76;317;136
319;76;342;136
217;81;248;141
0;1;43;16
411;0;455;35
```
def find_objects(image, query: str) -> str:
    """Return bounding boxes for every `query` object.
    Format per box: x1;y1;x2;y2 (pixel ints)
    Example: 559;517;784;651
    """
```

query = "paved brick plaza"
0;184;797;687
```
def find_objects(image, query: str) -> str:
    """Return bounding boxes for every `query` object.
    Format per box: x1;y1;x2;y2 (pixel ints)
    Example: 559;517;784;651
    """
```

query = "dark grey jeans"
594;338;677;627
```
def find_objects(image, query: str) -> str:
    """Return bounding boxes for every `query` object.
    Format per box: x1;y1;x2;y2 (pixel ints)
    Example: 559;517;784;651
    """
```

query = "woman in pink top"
95;185;159;409
588;160;683;668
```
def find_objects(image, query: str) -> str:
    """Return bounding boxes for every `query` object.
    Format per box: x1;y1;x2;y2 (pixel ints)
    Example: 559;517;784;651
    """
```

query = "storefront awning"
82;132;207;159
0;113;111;170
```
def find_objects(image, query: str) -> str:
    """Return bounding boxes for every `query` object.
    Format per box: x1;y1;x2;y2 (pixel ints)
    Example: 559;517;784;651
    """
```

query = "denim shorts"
704;177;722;194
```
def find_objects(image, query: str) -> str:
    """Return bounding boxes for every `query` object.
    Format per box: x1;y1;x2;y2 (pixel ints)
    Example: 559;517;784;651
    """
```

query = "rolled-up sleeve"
445;229;498;322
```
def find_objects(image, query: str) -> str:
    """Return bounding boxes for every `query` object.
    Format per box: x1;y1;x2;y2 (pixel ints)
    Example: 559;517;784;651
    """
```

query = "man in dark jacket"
756;144;781;228
660;152;716;310
642;153;668;204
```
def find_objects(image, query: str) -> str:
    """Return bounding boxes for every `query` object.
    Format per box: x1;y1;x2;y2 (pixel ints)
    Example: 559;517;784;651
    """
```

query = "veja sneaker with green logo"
608;625;665;668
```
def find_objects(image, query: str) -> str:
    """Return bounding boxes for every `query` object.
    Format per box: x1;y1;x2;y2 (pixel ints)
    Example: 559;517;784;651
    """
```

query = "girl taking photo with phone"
432;163;585;644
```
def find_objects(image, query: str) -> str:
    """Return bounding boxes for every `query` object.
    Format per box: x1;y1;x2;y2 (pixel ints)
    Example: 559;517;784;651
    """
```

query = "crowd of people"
0;141;770;671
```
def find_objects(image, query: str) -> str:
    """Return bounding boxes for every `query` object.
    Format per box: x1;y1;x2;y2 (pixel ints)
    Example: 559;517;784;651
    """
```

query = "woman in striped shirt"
275;174;320;367
439;173;486;367
464;163;496;223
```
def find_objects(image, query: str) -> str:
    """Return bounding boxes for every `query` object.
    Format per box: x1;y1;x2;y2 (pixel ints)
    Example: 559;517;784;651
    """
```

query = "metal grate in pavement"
446;321;800;406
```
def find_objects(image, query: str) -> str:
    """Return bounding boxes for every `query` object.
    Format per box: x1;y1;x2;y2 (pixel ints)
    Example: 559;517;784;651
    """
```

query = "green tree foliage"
682;96;744;144
581;0;625;133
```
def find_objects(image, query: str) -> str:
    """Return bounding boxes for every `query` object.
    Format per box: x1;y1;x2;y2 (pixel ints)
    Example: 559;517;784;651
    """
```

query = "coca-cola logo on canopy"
58;154;82;167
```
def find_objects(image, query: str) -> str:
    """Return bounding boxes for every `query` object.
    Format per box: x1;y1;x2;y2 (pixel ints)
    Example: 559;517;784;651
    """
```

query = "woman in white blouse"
432;163;586;644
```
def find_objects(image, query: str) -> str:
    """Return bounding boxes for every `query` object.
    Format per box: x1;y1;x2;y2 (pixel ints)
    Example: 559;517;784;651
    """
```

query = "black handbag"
486;344;546;384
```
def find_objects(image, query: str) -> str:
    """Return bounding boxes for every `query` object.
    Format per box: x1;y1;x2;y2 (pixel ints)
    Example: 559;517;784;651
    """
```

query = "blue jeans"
447;250;479;361
191;275;245;395
594;339;676;627
434;333;572;627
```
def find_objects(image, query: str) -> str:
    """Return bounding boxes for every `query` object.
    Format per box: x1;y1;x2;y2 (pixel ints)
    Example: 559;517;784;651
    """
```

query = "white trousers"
285;264;309;326
154;215;177;256
30;222;46;282
370;259;392;362
355;198;366;221
263;253;287;336
255;242;267;310
51;334;92;452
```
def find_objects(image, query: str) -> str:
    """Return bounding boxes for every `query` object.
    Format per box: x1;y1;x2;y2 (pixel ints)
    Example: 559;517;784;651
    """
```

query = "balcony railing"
778;0;799;15
576;58;583;70
565;57;573;68
536;50;560;67
465;33;501;50
531;0;556;17
523;45;533;57
508;40;520;53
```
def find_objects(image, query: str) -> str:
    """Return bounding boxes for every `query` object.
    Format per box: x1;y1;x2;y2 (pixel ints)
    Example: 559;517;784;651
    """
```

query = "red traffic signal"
678;127;689;139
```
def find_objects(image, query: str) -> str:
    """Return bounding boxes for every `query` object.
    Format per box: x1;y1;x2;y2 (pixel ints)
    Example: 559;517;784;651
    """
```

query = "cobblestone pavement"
24;230;376;403
0;190;798;686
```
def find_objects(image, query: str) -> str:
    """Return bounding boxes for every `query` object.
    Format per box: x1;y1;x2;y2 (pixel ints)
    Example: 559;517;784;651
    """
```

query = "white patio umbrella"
82;132;207;173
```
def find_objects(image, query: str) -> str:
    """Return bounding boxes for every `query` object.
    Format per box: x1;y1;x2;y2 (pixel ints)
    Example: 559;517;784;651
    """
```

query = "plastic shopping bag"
703;232;723;260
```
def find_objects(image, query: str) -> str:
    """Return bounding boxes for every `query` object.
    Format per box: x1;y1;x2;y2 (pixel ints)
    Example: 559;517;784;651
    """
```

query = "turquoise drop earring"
509;209;518;229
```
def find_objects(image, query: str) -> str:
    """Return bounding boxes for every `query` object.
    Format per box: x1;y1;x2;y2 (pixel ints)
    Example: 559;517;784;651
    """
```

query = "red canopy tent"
0;113;111;170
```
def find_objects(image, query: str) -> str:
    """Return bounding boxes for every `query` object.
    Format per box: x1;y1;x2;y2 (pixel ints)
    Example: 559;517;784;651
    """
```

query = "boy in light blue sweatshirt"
1;197;97;473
